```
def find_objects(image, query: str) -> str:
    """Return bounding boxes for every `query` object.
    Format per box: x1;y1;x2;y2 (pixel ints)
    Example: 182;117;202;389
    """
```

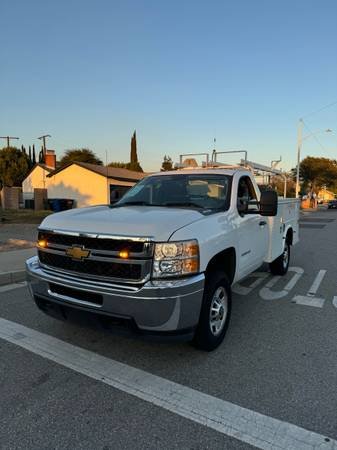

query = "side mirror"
260;190;278;216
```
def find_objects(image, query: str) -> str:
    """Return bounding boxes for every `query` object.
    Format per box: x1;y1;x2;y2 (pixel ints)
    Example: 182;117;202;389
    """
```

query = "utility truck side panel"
266;199;300;263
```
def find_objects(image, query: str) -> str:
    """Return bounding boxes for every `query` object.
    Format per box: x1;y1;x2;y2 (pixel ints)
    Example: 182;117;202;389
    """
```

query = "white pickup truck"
26;166;299;350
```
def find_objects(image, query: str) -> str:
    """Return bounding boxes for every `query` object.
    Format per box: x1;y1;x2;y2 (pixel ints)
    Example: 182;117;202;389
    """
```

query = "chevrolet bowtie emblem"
65;246;90;261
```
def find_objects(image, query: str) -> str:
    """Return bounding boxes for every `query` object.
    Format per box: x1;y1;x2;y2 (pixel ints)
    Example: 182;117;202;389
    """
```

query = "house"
22;150;57;205
22;163;54;194
22;160;145;208
317;188;335;202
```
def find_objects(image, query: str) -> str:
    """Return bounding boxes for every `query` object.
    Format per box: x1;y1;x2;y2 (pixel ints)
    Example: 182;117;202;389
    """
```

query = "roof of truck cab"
148;167;250;177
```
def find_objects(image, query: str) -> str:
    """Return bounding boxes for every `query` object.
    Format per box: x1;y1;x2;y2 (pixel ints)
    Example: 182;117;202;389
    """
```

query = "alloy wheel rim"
209;286;228;336
283;245;289;268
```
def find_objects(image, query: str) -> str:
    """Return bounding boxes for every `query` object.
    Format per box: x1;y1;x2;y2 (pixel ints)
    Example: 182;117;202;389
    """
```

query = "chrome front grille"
37;230;154;284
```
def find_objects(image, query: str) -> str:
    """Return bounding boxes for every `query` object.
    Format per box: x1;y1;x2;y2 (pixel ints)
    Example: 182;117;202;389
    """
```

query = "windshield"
114;174;232;211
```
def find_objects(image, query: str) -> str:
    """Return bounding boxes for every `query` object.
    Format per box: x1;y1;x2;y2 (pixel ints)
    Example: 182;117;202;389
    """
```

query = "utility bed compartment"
266;198;300;263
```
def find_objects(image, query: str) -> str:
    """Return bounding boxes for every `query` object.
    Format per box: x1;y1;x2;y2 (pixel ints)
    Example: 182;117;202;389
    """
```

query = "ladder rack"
212;150;247;165
177;150;288;198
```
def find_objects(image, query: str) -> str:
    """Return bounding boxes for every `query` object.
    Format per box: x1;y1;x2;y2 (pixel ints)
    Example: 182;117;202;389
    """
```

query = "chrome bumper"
26;256;205;333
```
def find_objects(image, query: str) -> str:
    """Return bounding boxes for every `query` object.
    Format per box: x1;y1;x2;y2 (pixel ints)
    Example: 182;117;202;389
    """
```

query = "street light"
295;119;332;198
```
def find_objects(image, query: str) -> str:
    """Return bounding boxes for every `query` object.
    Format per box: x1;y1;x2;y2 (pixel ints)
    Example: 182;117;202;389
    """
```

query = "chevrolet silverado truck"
26;166;299;351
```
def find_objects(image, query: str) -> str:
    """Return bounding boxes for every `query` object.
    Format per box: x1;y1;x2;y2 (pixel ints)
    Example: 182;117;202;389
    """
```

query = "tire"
193;271;232;351
269;241;290;275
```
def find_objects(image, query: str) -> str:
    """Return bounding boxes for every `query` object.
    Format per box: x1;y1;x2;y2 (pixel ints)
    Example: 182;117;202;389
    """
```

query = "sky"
1;0;337;172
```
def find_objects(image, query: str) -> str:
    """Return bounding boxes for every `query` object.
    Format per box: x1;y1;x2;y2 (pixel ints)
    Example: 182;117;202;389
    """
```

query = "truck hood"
39;205;205;241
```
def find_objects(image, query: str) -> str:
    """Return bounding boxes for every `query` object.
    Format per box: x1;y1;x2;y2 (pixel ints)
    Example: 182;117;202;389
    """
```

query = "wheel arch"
285;227;293;245
205;247;236;285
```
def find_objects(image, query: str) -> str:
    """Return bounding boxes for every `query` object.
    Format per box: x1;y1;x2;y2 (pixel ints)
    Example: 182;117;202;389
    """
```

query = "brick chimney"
45;150;56;169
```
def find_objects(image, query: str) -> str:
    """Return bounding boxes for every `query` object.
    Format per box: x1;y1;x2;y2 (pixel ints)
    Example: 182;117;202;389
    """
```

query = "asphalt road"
1;208;337;449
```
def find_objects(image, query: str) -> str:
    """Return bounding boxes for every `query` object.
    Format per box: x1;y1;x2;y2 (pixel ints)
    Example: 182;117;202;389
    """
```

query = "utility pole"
0;136;19;148
295;117;332;198
38;134;51;156
295;119;303;198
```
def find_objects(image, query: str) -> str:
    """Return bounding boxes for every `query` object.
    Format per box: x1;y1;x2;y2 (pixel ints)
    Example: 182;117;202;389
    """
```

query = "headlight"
152;240;199;278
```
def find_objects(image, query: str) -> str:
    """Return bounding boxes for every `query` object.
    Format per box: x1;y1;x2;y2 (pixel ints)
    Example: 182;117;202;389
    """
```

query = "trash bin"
47;199;60;212
59;199;74;210
65;199;74;209
48;199;74;212
25;199;35;209
54;199;62;212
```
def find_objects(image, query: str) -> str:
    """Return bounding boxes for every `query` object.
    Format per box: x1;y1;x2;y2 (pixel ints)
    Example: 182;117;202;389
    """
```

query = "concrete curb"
0;270;26;286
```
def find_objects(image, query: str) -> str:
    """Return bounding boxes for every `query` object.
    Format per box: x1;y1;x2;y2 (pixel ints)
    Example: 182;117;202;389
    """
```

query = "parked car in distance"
328;200;337;209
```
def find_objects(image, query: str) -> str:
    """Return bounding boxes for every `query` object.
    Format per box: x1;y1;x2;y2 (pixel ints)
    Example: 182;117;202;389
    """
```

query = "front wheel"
269;241;290;275
193;271;232;351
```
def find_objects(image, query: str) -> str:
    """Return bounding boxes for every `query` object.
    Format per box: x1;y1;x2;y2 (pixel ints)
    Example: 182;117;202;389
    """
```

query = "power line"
302;100;337;119
302;120;327;153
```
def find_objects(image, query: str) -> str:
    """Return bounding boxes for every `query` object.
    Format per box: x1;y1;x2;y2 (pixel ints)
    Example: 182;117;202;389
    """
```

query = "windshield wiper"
163;201;204;209
111;201;161;208
112;200;205;209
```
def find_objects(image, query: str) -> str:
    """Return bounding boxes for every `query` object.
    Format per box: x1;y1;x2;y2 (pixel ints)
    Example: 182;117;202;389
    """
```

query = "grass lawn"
0;209;52;224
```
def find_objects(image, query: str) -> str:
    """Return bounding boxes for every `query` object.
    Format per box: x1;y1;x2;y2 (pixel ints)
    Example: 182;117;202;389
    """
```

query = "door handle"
259;220;267;226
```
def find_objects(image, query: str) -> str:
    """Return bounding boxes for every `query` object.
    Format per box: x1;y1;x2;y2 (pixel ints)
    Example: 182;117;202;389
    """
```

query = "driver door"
236;176;269;277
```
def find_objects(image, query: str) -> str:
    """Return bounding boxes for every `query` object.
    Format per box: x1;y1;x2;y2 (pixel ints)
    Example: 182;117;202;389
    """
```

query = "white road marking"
259;267;304;300
0;282;27;293
292;270;326;308
308;270;327;296
333;297;337;309
0;318;336;450
293;295;325;308
232;272;269;296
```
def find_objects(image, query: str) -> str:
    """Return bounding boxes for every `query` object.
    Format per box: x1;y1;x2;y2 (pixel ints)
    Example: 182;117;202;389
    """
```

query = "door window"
237;176;259;214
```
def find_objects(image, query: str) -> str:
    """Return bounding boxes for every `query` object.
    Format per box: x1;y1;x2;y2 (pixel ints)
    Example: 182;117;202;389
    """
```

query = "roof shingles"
47;161;145;181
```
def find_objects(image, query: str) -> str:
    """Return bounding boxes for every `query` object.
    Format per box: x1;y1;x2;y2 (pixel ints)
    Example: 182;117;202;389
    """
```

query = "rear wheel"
193;271;232;351
269;241;290;275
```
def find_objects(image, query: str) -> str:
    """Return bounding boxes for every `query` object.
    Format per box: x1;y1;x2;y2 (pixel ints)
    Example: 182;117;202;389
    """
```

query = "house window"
110;185;130;204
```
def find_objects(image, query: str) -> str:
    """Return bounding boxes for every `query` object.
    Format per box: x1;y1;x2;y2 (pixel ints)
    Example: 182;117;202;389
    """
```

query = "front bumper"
26;256;205;335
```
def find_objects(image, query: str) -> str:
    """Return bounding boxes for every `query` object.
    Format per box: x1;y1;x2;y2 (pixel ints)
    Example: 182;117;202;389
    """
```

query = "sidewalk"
0;224;37;252
0;248;36;286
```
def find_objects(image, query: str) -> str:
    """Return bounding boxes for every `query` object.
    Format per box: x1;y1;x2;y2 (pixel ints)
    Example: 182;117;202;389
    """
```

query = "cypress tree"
32;145;36;165
130;131;138;164
39;145;45;163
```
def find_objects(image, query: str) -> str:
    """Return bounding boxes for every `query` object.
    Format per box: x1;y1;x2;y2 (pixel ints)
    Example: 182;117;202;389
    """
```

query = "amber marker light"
119;250;129;259
37;239;47;248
